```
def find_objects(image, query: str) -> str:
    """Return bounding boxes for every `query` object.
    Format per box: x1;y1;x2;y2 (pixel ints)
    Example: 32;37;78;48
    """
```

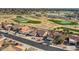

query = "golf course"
11;16;79;34
14;16;41;24
49;19;78;25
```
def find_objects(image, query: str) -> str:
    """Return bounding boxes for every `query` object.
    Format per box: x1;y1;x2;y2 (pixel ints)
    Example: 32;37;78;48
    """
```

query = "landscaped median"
14;16;41;24
48;19;78;25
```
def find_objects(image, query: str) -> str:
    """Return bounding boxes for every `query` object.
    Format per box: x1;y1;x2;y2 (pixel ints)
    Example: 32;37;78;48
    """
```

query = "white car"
69;38;77;44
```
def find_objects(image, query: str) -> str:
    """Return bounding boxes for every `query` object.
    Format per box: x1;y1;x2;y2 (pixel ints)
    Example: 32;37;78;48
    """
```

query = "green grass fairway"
14;16;41;24
49;19;78;25
49;27;79;34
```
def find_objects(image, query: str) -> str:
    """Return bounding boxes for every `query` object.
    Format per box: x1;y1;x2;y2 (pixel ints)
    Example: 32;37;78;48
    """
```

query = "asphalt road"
0;31;66;51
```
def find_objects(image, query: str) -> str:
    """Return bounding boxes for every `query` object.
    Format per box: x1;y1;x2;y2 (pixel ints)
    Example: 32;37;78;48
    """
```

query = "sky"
0;0;78;8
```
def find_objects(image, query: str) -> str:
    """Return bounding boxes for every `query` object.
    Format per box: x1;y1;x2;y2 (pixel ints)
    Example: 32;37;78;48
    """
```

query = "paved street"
0;31;66;51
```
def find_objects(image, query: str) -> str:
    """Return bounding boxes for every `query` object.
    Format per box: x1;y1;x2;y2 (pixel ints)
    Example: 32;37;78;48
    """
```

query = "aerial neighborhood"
0;8;79;51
